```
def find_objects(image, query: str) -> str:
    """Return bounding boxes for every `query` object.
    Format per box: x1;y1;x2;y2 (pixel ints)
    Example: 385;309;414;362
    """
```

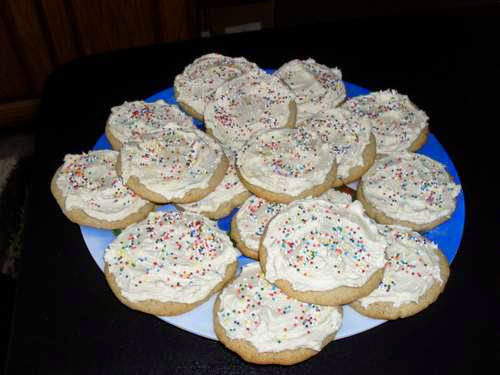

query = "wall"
0;0;196;128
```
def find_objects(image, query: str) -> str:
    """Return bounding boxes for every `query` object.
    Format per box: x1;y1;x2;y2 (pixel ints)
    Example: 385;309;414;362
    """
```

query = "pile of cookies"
51;53;461;366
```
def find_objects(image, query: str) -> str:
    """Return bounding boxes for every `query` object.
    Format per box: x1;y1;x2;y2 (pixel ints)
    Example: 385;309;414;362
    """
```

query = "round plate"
81;80;465;341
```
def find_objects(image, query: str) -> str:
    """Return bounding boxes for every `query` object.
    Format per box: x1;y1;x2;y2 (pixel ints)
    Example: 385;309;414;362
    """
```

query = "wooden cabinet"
0;0;196;127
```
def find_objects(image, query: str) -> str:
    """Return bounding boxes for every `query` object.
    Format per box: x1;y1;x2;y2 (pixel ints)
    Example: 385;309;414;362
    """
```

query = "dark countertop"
6;17;495;375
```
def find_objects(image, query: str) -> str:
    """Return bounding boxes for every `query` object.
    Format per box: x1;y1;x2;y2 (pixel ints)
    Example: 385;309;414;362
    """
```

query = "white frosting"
299;107;372;179
204;70;296;150
358;225;444;308
104;210;239;303
263;199;387;291
120;126;224;201
235;195;288;252
235;189;352;252
236;127;334;196
55;150;150;221
217;262;342;352
274;58;346;122
319;188;353;207
107;100;195;146
174;53;260;116
343;89;429;154
178;147;248;214
361;152;461;224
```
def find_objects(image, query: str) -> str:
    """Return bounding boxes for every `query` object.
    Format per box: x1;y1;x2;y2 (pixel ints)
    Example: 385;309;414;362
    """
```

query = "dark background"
0;0;498;129
1;1;498;374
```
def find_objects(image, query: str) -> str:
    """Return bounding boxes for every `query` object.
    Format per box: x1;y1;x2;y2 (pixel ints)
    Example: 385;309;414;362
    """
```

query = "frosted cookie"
351;225;450;319
231;189;351;260
174;53;260;120
274;58;346;123
118;126;229;204
204;70;297;150
357;152;462;231
51;150;154;229
230;196;287;260
343;89;429;155
299;107;376;186
214;262;343;365
177;147;250;219
259;199;387;306
104;210;239;316
105;100;195;150
236;127;336;203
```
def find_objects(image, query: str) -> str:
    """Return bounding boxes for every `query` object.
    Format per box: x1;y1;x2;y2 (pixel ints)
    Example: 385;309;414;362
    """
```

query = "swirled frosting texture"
361;153;461;224
343;89;428;154
274;58;346;122
217;262;342;352
107;100;194;145
104;211;239;303
319;189;353;207
174;53;260;116
358;225;444;307
236;190;352;252
236;127;334;196
56;150;149;221
299;107;372;179
178;147;248;214
120;127;224;200
262;199;387;291
204;70;296;150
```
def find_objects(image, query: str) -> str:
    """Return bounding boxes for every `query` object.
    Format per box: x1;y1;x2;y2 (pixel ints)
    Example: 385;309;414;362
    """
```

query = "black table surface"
6;17;496;375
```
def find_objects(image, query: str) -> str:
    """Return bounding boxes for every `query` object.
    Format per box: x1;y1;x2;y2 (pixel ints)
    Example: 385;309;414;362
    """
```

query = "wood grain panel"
41;0;80;65
156;0;197;42
0;14;31;100
3;0;54;94
69;0;157;55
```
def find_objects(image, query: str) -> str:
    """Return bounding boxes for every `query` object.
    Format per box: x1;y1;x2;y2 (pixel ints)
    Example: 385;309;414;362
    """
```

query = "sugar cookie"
343;89;429;155
118;127;228;204
204;70;297;150
274;58;346;122
105;100;195;150
351;225;450;319
174;53;260;120
104;210;239;316
357;152;461;231
214;262;342;365
259;199;387;306
231;189;352;260
236;127;336;203
230;196;287;260
51;150;154;229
